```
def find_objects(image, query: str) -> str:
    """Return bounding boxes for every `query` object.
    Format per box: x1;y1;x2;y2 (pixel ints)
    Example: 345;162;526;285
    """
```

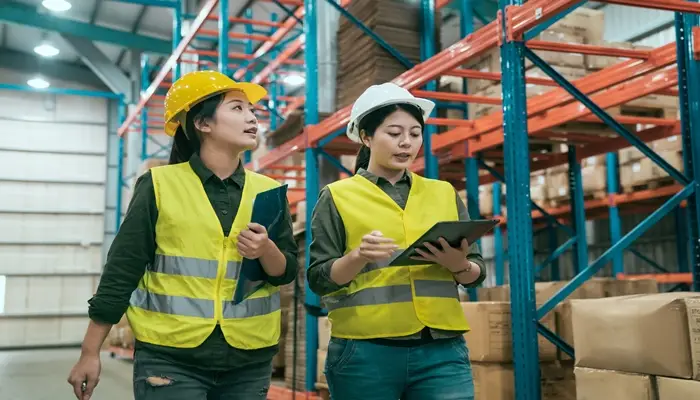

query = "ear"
194;117;212;133
360;129;371;148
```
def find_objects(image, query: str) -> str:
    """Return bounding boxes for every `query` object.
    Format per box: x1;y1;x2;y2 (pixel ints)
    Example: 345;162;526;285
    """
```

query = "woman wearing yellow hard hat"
307;82;485;400
67;70;298;400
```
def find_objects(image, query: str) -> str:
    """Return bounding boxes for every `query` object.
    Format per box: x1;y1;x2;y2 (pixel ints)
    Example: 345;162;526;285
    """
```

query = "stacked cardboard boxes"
571;292;700;399
106;315;135;349
335;0;437;111
619;135;684;192
283;235;308;390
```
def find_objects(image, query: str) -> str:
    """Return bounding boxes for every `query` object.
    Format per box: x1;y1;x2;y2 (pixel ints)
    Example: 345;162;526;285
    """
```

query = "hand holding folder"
232;184;289;305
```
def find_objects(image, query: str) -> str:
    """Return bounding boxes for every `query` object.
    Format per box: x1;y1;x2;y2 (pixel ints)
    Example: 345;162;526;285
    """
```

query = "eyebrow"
387;124;422;129
225;99;253;106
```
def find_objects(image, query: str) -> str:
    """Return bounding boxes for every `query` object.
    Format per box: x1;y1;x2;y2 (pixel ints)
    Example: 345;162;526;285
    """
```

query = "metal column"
492;182;505;285
606;152;623;276
303;0;321;392
421;0;438;179
243;7;253;164
674;6;700;291
173;0;183;80
218;0;229;74
499;0;540;397
568;149;588;275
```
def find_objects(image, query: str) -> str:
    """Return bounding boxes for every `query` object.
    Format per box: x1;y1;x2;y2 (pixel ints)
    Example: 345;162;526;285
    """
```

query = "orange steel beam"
206;15;284;28
694;27;700;60
469;67;678;154
430;42;680;153
251;37;305;84
117;0;218;137
616;273;692;284
525;40;652;59
411;89;502;105
232;3;305;81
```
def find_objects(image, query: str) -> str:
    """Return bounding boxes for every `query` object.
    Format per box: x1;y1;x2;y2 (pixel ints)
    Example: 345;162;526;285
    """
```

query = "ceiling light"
42;0;72;12
34;43;60;58
27;77;50;90
282;74;305;87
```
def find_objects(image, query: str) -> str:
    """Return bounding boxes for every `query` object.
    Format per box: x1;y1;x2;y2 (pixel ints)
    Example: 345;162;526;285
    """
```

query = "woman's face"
197;90;259;151
363;108;423;171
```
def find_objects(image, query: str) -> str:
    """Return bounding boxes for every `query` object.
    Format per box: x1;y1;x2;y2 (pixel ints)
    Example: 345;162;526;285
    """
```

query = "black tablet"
389;219;500;267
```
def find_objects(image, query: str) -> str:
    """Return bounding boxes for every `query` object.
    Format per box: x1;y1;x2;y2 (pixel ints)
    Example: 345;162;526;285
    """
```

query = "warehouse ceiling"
0;0;294;85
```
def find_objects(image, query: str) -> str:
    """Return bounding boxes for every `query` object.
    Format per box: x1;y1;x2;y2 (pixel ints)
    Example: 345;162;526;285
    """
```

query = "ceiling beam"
0;1;172;54
61;34;133;100
0;49;108;90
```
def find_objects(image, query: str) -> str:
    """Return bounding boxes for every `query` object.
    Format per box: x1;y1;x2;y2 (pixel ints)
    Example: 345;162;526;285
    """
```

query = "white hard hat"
346;82;436;144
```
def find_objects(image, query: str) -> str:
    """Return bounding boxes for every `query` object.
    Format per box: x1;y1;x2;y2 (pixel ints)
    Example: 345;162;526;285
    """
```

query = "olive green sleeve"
306;186;351;297
454;188;488;288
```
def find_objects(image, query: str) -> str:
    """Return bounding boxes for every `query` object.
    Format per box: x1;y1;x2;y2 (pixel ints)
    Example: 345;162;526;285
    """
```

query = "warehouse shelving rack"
112;0;700;398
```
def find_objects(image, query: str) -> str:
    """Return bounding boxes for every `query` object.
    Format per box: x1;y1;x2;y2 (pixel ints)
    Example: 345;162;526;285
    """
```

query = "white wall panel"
0;71;110;347
0;181;105;214
0;317;89;347
635;26;676;48
0;214;103;245
0;150;105;183
601;4;674;43
0;119;106;154
2;276;99;315
0;244;103;275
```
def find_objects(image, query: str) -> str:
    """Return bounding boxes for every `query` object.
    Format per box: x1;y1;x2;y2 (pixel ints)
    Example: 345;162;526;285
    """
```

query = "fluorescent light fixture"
27;77;50;89
34;43;60;58
42;0;72;12
282;74;305;87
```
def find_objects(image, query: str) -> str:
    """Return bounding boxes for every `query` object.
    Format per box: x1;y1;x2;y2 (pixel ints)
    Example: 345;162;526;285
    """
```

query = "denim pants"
132;347;273;400
324;335;475;400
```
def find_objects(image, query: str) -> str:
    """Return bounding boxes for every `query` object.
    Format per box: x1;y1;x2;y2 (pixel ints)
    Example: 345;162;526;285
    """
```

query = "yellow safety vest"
324;173;470;339
125;162;282;350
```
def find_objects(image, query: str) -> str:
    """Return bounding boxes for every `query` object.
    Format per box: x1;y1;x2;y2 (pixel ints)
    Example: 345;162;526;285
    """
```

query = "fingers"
83;378;98;400
414;248;437;262
422;242;442;256
360;250;395;261
460;238;470;252
238;229;256;241
238;234;254;248
247;223;267;234
71;380;83;399
362;234;396;245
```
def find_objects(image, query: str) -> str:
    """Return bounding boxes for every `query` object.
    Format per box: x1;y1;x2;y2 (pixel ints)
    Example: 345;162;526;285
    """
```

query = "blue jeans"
132;347;272;400
324;335;475;400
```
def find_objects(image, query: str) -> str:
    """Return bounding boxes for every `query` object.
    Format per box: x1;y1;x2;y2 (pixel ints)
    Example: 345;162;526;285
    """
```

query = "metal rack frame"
108;0;700;397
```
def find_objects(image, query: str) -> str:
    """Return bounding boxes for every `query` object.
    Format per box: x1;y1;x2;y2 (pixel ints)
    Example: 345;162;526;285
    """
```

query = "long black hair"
168;93;226;164
353;103;425;173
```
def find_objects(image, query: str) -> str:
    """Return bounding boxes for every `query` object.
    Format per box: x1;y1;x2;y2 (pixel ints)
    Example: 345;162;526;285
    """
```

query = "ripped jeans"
132;346;273;400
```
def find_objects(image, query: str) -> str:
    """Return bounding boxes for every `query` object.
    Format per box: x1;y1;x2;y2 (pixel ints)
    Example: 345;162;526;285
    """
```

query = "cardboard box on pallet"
318;316;331;352
571;292;700;380
472;362;576;400
574;367;657;400
619;150;684;192
575;368;700;399
461;301;558;362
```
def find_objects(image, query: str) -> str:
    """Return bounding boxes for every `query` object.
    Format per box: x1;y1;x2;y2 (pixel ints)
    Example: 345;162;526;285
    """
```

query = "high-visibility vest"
125;162;283;350
323;173;470;339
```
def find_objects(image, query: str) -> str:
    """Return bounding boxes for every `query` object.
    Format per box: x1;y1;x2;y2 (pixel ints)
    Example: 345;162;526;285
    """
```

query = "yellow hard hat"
163;70;267;136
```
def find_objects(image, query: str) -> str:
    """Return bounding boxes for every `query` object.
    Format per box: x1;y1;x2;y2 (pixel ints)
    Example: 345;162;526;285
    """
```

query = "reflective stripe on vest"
323;280;459;311
150;254;240;280
130;288;281;319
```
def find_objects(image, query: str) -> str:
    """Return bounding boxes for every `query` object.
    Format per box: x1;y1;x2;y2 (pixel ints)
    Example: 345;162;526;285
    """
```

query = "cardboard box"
317;350;327;384
657;376;700;399
461;301;558;362
572;293;700;379
318;317;331;351
472;362;576;400
574;367;656;400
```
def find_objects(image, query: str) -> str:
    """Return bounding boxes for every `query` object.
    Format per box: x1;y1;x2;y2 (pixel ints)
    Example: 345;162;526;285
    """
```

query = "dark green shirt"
307;169;486;340
88;154;298;369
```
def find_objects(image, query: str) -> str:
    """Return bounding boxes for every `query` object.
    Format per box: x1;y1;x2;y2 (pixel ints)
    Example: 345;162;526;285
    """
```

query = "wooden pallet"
621;176;677;194
547;189;607;208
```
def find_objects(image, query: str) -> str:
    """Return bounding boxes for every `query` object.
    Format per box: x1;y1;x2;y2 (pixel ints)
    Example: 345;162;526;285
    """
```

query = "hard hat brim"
164;81;268;136
346;97;436;144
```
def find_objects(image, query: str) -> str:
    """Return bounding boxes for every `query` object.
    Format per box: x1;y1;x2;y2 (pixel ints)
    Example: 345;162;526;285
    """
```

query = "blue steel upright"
606;152;623;275
303;0;321;392
567;149;588;275
420;0;439;179
172;0;182;80
218;0;229;74
499;0;540;398
674;6;700;291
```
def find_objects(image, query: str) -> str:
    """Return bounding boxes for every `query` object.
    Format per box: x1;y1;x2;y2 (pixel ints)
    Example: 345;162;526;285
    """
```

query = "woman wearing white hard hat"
307;82;485;399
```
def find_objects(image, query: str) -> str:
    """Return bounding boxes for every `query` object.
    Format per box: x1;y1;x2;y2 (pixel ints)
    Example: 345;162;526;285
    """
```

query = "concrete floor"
0;348;133;400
